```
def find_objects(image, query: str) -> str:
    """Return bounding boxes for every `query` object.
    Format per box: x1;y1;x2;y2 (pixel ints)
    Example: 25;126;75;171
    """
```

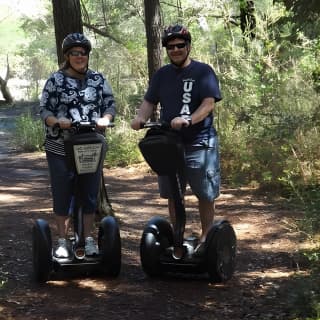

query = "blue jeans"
46;151;100;216
158;135;220;201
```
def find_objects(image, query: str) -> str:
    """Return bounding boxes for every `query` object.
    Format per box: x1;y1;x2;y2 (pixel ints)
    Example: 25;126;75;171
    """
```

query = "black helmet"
62;33;92;54
162;24;191;47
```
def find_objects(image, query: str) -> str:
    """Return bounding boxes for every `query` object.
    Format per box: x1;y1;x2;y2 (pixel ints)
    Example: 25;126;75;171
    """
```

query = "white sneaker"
85;236;99;256
54;238;69;258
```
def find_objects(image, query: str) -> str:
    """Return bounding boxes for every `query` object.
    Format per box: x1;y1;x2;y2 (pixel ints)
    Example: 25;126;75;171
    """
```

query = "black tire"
140;216;173;277
206;220;237;283
98;216;121;277
32;219;53;283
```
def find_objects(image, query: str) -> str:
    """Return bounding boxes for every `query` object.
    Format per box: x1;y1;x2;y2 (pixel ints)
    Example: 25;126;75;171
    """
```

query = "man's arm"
130;99;157;130
171;97;215;130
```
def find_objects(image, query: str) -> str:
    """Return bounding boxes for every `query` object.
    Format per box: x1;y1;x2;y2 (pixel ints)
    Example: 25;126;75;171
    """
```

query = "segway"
138;122;236;282
32;121;121;283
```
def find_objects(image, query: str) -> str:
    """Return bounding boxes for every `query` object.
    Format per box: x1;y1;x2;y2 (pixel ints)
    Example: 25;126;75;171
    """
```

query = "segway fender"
32;219;53;283
144;216;173;246
206;220;237;283
98;216;121;277
140;231;162;276
140;216;173;277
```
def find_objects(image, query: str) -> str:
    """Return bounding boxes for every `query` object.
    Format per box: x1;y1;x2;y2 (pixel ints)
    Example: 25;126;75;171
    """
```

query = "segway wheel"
206;220;236;283
32;219;53;283
98;216;121;277
140;216;173;277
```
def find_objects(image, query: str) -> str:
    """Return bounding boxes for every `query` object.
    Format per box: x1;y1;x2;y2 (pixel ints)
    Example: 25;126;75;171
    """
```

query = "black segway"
138;123;236;282
32;121;121;283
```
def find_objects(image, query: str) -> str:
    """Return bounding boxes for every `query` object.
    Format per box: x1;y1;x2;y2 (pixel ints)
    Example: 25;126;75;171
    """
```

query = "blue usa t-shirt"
144;59;222;145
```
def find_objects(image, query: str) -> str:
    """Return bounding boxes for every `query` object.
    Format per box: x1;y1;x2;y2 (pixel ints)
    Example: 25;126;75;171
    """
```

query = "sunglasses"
166;42;188;51
68;50;88;57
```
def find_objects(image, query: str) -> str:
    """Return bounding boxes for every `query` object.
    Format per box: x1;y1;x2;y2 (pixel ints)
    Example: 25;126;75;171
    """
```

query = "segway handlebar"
140;121;170;129
53;120;115;132
140;119;191;130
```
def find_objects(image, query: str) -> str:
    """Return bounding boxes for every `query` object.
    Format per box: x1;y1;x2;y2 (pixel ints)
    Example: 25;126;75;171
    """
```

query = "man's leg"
198;199;215;243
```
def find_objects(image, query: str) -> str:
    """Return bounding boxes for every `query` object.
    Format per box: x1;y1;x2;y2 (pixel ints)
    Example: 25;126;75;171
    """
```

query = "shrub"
12;112;44;152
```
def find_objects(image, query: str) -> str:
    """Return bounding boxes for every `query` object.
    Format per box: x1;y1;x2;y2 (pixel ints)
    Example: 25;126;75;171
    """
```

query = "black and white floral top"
39;69;116;155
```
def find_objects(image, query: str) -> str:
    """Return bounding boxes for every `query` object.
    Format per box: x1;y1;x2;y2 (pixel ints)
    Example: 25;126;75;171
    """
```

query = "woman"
39;33;116;258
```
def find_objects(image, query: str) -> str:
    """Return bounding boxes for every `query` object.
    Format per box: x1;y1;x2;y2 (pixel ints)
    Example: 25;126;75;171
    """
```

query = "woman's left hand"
96;117;111;128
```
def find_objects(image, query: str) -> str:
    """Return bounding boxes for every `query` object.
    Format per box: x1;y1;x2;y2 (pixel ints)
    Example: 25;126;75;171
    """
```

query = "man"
131;24;222;259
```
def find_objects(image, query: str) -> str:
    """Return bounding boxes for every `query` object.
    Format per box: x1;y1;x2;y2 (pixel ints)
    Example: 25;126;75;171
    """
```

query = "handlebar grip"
139;122;146;129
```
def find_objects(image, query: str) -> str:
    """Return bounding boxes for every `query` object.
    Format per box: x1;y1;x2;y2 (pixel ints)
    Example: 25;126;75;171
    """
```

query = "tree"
144;0;163;81
144;0;162;120
240;0;256;40
274;0;320;39
0;55;13;105
51;0;83;65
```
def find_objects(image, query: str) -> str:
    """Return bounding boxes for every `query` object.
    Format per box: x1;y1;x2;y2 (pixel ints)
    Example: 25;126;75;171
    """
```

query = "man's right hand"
130;117;145;130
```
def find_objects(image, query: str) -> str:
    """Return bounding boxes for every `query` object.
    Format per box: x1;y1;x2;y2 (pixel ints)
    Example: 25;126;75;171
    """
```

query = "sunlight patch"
77;279;108;291
0;193;29;202
0;186;31;203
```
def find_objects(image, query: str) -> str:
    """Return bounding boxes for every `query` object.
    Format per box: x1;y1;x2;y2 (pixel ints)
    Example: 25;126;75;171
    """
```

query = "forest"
0;0;319;317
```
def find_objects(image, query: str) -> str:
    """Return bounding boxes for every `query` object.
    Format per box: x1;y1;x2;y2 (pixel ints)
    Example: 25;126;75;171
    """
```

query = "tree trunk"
144;0;163;81
51;0;83;66
144;0;163;120
0;55;14;105
0;77;13;105
240;0;256;40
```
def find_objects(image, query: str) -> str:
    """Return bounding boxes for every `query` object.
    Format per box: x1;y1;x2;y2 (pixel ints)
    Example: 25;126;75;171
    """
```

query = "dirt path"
0;106;308;320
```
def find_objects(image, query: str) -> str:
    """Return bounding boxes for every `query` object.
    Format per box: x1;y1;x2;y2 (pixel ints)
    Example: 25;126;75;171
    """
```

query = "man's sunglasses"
166;42;188;51
68;50;88;57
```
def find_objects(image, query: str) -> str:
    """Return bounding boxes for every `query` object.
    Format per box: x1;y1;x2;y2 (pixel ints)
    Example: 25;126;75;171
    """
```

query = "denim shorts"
46;151;100;216
158;135;220;201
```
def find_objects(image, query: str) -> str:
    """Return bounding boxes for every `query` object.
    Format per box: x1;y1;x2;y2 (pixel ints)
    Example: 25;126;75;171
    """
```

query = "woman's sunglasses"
68;50;88;57
166;42;187;51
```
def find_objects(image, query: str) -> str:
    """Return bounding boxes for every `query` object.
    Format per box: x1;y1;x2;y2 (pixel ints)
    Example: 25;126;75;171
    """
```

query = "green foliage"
11;113;143;167
295;290;320;320
288;266;320;320
105;118;144;167
12;112;44;152
288;184;320;236
209;2;320;194
0;18;24;55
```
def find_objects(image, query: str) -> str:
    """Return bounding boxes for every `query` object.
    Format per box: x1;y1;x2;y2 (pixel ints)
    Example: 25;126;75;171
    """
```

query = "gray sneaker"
54;238;69;258
85;236;99;256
